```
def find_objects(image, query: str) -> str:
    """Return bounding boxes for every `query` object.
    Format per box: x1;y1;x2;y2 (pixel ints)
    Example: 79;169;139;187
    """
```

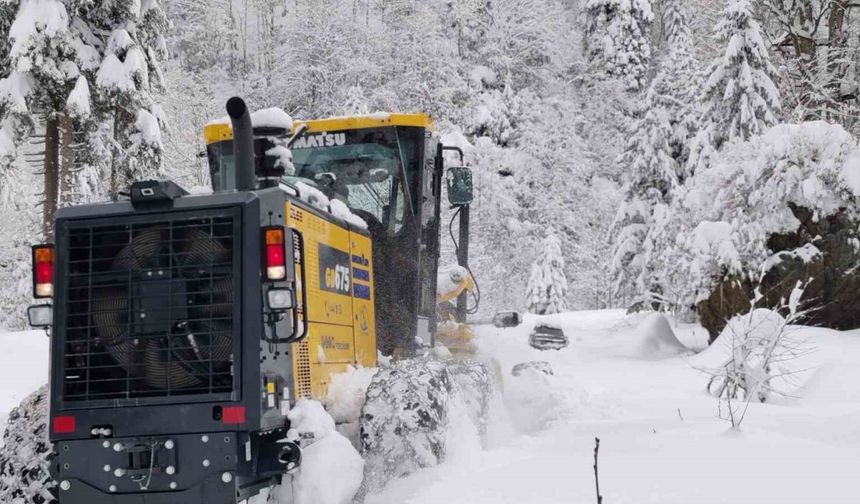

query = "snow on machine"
8;97;521;504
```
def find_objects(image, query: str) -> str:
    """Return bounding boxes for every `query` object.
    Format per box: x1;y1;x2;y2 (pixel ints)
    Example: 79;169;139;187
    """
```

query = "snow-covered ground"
368;310;860;504
3;311;860;502
0;329;49;433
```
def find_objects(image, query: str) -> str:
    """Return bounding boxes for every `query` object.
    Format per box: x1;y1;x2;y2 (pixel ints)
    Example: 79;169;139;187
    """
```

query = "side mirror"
492;311;522;328
27;304;53;328
446;166;473;205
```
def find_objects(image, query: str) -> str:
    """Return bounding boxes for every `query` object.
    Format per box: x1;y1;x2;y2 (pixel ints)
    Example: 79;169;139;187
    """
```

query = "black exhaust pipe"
226;96;256;191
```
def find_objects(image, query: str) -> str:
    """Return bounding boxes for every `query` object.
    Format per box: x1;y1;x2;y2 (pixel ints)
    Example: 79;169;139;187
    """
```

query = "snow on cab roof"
205;107;294;130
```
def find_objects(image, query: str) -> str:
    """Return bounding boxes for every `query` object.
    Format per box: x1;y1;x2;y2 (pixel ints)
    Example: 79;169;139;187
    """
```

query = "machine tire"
0;385;56;504
357;358;491;497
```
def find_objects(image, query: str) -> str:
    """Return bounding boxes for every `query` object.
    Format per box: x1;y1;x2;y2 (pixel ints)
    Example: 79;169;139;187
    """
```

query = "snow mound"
293;432;364;504
324;366;378;425
691;309;785;370
287;398;335;442
631;313;689;359
286;399;364;504
324;366;377;444
504;362;560;432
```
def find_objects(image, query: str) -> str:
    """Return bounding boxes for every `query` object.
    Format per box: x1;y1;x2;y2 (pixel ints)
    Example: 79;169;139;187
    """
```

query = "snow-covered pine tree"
687;0;780;175
0;0;169;232
83;0;169;198
526;230;569;314
653;0;701;176
585;0;655;91
611;80;678;309
0;0;80;238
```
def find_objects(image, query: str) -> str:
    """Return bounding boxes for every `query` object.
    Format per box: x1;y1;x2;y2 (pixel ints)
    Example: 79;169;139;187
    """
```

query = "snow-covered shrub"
525;231;569;314
695;283;812;428
671;121;860;336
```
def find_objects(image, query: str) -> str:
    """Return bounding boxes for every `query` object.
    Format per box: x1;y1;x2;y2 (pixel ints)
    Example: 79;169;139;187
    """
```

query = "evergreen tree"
687;0;780;174
654;0;701;176
585;0;655;91
0;0;169;236
526;230;569;315
611;82;678;307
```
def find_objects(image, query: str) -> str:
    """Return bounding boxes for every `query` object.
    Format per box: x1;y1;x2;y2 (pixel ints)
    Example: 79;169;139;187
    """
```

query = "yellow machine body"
203;112;439;401
285;200;377;399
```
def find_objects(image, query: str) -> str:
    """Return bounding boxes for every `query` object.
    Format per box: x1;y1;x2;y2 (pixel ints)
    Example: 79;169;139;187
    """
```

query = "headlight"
267;288;294;311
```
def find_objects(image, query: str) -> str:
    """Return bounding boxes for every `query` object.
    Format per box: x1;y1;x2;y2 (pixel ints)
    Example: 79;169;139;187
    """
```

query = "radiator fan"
91;225;234;392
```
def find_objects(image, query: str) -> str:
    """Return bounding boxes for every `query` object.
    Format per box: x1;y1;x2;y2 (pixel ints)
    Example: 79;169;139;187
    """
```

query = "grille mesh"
61;211;239;403
294;340;312;399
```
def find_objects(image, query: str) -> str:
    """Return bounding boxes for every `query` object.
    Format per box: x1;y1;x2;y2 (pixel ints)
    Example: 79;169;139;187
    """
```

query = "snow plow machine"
17;97;519;504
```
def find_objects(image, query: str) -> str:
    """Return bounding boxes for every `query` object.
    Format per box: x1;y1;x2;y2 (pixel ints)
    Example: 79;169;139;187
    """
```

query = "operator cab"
203;112;443;355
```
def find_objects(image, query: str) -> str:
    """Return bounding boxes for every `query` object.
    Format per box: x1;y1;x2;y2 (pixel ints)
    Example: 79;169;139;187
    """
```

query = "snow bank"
631;313;689;359
0;330;49;430
286;399;365;504
323;365;377;444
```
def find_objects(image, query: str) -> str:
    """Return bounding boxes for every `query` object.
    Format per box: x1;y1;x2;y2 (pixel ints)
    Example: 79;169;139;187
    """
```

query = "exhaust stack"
226;96;256;191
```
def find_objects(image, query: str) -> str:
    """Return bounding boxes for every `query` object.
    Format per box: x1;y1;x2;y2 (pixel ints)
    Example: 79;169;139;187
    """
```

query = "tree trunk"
58;114;75;207
43;116;60;241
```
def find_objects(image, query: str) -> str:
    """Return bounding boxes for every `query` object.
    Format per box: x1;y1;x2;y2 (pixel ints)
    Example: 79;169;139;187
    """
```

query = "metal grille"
61;210;240;403
294;339;312;399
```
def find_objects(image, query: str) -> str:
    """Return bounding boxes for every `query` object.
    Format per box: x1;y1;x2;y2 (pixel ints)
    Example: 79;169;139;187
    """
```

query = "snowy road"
2;311;860;502
367;310;860;504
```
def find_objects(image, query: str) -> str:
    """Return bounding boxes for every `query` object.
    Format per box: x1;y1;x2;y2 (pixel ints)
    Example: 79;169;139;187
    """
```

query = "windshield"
284;126;423;236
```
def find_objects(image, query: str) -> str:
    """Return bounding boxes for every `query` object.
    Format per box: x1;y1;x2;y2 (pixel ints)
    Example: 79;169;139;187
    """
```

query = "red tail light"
52;415;75;433
32;245;54;298
263;227;286;281
221;406;246;425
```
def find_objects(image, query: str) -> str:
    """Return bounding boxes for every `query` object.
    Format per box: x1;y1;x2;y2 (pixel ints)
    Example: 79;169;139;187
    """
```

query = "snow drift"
631;313;689;359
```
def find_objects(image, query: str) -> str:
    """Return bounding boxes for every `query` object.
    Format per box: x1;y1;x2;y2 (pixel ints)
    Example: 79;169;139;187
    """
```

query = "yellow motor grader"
21;97;519;504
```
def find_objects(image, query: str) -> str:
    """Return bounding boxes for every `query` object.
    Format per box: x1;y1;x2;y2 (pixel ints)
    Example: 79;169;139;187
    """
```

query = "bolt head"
202;459;210;467
103;465;111;472
60;480;71;491
109;485;117;493
201;435;209;443
221;472;233;483
170;482;177;490
112;443;123;452
114;468;125;477
102;440;111;449
165;465;175;475
164;439;175;450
